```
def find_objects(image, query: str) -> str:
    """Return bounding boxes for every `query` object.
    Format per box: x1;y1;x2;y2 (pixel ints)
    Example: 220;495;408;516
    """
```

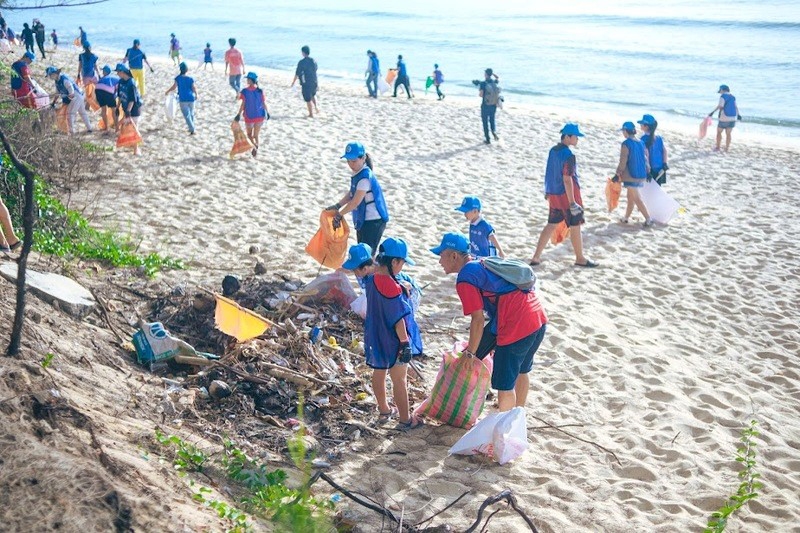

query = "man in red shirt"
224;37;245;94
432;232;548;412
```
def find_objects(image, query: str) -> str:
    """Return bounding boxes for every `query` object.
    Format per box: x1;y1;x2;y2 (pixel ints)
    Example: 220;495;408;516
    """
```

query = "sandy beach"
5;45;800;531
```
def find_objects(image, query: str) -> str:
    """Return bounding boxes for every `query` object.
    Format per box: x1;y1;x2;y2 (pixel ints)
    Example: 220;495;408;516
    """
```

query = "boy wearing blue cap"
123;39;154;97
709;84;740;152
96;65;120;133
530;123;598;267
165;62;198;135
615;122;653;226
456;196;505;258
343;242;423;315
363;237;424;429
432;232;547;412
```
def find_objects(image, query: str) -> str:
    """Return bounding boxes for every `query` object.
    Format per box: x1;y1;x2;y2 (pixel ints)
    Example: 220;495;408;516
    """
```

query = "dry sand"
11;46;800;531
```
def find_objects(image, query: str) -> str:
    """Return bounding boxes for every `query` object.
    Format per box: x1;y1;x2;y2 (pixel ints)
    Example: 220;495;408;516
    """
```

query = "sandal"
377;407;398;422
395;418;424;432
529;259;541;267
9;240;22;251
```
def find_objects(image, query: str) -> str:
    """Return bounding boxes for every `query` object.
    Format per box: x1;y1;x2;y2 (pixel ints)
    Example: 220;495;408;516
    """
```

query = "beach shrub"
704;420;762;532
0;154;182;277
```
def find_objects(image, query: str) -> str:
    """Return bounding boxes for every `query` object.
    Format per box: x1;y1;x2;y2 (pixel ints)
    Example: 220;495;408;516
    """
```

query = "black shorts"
356;219;386;253
96;90;116;108
301;83;317;102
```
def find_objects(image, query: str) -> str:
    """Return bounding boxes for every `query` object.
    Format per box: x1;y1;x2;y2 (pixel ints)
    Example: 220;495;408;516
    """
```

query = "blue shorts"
491;324;547;391
623;179;645;188
718;121;736;129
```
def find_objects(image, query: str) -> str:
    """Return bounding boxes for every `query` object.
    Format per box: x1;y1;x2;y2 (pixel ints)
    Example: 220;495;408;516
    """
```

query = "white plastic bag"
165;93;178;121
350;293;367;319
448;407;528;465
377;76;390;94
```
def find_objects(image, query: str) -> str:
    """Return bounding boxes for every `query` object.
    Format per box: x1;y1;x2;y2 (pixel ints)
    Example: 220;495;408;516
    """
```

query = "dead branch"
529;414;621;466
463;490;538;533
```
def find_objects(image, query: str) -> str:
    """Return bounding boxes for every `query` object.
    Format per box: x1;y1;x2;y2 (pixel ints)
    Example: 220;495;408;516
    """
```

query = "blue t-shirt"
96;74;120;95
397;59;407;77
203;47;212;62
434;69;443;84
175;75;195;102
469;218;496;257
126;47;146;69
370;56;380;74
79;52;98;78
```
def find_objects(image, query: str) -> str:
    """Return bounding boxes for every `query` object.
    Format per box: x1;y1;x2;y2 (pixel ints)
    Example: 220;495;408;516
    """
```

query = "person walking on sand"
168;33;182;65
224;38;245;94
290;45;319;118
50;29;58;50
0;196;22;253
529;123;599;268
33;19;45;59
46;66;93;134
238;72;268;157
432;232;548;412
709;84;741;152
202;42;213;71
433;63;444;100
455;196;505;258
365;50;379;98
21;23;34;54
123;39;154;97
638;114;669;186
616;121;653;227
95;65;119;134
326;142;390;252
363;237;424;430
115;63;142;155
77;42;100;85
10;51;36;109
392;54;412;99
478;68;501;144
165;62;197;135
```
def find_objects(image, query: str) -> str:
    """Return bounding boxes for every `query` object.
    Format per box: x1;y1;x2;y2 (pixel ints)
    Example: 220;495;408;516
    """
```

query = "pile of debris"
145;274;428;457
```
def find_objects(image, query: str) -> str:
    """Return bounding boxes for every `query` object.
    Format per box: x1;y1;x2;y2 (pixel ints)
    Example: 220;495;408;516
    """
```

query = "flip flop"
0;245;9;253
529;259;541;267
9;241;22;251
395;418;424;432
377;406;398;422
574;260;599;268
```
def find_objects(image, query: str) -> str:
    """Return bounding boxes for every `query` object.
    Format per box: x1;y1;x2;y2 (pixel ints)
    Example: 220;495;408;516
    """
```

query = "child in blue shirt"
362;238;423;430
455;196;505;258
202;43;213;71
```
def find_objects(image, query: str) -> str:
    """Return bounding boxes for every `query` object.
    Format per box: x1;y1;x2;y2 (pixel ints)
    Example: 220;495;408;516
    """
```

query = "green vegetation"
705;420;763;532
40;352;54;369
1;154;182;277
156;405;335;532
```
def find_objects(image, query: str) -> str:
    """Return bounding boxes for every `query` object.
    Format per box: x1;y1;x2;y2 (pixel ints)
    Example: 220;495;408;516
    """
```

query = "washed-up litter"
449;406;529;465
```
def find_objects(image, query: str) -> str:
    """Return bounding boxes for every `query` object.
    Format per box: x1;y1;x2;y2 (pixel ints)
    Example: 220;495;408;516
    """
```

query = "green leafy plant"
193;486;251;533
705;420;763;532
155;430;209;474
1;155;182;277
40;352;55;369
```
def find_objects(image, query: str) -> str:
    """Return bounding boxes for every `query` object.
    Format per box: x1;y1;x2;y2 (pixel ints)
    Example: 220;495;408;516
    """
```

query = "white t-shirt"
355;176;380;220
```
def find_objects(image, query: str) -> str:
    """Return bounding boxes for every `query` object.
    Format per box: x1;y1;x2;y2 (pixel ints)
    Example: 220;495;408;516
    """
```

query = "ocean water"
10;0;800;140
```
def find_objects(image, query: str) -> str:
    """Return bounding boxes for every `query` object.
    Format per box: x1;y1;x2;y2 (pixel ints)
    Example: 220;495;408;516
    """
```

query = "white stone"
0;262;96;318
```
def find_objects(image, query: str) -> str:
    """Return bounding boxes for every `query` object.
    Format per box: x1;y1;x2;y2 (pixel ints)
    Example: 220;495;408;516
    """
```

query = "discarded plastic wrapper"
414;341;493;429
214;294;272;342
449;407;529;465
350;293;367;319
297;271;357;309
132;320;218;368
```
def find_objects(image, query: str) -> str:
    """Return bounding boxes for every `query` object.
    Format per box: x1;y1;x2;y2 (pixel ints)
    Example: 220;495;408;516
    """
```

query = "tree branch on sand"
1;0;110;9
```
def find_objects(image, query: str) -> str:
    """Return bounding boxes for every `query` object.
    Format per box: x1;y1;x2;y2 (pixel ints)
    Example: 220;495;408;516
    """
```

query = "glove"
325;203;340;212
611;175;620;183
233;113;241;122
662;162;669;171
150;67;155;73
708;112;714;117
737;114;742;121
398;342;412;364
569;202;583;216
331;213;343;230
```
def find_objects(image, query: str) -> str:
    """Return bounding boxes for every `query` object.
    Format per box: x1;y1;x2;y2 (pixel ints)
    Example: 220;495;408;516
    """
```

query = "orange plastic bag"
98;106;123;130
83;83;100;112
116;118;142;148
550;221;570;245
605;177;622;212
55;105;69;133
229;120;253;158
305;211;350;268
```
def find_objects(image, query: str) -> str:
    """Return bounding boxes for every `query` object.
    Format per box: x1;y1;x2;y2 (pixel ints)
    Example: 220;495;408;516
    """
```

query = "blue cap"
718;84;730;93
245;71;258;82
620;121;636;131
114;63;130;73
45;66;58;76
379;237;415;265
637;114;656;126
455;196;481;213
341;142;366;160
430;232;470;255
101;65;111;75
23;51;35;61
133;39;140;45
342;243;372;270
560;123;584;137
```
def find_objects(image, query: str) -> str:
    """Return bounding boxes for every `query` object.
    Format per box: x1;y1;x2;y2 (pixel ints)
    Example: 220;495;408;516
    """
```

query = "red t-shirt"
456;262;547;346
225;48;244;75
